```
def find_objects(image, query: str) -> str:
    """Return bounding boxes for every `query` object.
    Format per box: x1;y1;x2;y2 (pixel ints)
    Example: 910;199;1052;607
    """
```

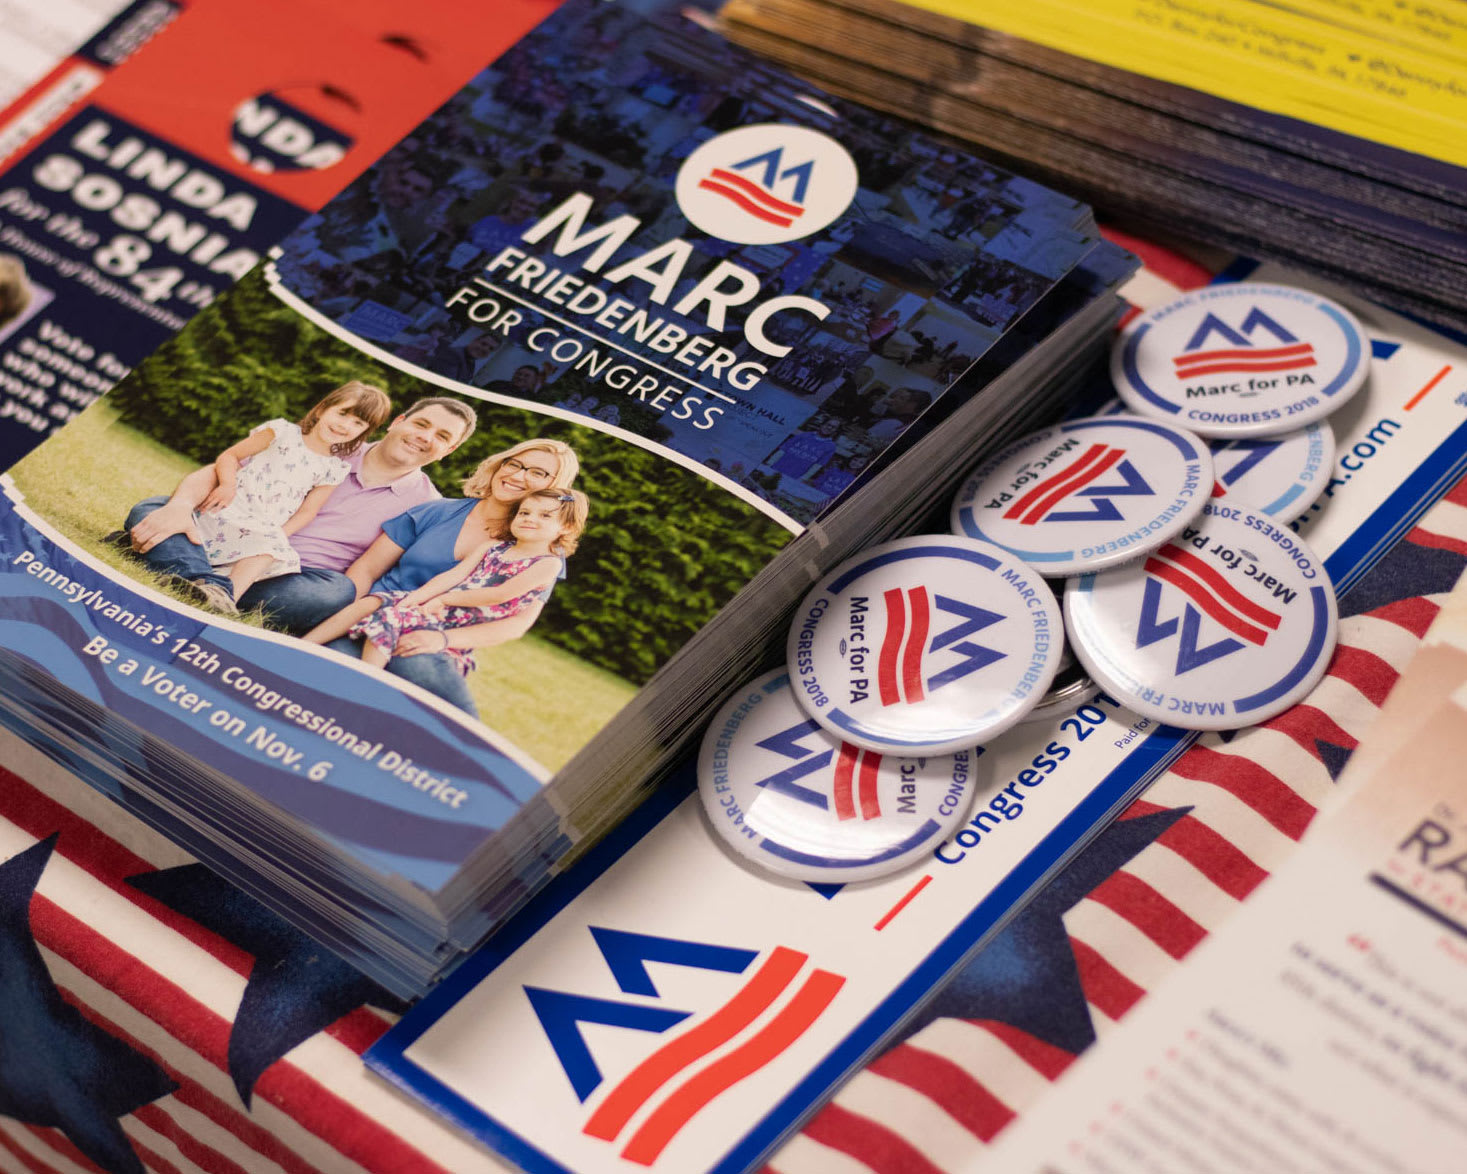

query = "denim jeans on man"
124;497;478;717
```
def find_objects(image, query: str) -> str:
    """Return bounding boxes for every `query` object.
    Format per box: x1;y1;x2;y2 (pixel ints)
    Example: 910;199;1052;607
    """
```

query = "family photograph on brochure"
8;270;791;774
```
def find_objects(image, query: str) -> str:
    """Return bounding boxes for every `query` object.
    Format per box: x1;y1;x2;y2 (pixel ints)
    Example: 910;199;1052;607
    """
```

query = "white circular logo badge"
950;415;1213;576
1110;282;1370;438
675;123;858;245
1064;501;1338;730
698;671;975;883
788;535;1064;755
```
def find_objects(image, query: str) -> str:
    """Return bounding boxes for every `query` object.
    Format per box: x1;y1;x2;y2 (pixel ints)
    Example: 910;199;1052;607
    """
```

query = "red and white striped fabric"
0;737;506;1174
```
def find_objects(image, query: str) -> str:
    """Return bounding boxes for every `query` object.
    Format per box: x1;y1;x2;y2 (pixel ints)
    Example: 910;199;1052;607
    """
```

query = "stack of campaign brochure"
0;0;1135;996
719;0;1467;334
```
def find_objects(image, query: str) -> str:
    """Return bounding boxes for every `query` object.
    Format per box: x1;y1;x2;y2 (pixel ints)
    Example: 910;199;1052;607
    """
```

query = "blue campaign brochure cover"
0;0;1108;939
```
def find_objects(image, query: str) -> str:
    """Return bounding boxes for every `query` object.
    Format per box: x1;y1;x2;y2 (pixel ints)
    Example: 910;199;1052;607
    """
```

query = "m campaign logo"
526;927;843;1166
1136;543;1282;673
676;124;858;245
1000;444;1154;526
1211;437;1282;496
1172;307;1317;380
754;715;887;820
877;587;1005;706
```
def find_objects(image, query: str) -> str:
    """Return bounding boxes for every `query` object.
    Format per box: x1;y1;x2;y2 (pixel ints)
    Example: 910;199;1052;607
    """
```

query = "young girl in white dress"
195;380;392;606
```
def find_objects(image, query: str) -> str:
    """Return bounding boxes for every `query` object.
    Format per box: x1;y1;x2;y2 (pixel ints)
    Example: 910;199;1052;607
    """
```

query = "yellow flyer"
904;0;1467;167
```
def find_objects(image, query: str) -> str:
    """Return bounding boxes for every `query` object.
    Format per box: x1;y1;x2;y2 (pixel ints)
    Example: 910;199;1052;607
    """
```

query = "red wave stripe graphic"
706;168;804;217
1143;559;1272;644
620;969;845;1165
1017;446;1126;525
878;588;907;706
583;947;808;1143
1171;355;1318;378
858;750;883;820
1003;443;1110;521
1173;343;1315;375
1151;545;1282;630
1143;558;1270;644
696;179;795;227
1173;341;1313;369
831;743;859;822
902;587;930;705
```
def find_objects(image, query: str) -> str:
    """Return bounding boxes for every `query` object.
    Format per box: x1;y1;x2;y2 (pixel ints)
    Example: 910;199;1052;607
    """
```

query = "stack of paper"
720;0;1467;332
0;0;1135;996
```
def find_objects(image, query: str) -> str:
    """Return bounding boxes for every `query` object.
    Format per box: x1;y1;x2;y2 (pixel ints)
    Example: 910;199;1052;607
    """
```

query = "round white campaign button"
697;670;977;882
1064;501;1337;730
1111;283;1369;438
1209;421;1334;521
788;535;1063;754
950;415;1213;575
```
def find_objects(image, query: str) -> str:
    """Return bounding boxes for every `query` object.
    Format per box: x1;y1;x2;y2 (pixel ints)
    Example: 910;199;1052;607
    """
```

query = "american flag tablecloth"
0;238;1458;1174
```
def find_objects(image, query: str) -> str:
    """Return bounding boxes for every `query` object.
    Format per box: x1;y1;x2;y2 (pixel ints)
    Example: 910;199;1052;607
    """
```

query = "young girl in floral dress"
306;487;588;673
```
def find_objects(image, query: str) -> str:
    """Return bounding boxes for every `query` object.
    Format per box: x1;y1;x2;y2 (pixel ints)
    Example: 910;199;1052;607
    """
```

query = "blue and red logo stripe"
879;587;931;705
1143;544;1282;644
1002;444;1127;525
582;946;843;1165
1171;341;1316;379
831;743;884;820
696;167;805;227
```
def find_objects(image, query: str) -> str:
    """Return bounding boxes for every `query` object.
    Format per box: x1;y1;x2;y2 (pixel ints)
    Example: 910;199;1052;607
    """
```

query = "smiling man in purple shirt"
124;397;475;630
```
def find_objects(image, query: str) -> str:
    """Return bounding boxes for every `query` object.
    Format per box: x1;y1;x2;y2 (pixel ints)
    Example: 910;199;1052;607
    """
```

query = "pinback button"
1019;644;1102;725
950;415;1212;576
1063;501;1337;731
1210;421;1334;521
1111;283;1369;439
698;670;977;883
788;534;1063;755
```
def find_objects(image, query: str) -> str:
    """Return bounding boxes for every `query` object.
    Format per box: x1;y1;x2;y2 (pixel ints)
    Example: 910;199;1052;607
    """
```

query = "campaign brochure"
368;259;1467;1174
0;0;1135;996
0;0;560;467
984;558;1467;1174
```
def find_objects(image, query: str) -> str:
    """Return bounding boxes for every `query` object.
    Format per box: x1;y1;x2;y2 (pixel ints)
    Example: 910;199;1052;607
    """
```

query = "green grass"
9;401;637;772
469;636;639;770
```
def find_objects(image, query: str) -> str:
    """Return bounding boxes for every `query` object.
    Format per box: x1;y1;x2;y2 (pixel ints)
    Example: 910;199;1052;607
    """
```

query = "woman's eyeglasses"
502;457;555;486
